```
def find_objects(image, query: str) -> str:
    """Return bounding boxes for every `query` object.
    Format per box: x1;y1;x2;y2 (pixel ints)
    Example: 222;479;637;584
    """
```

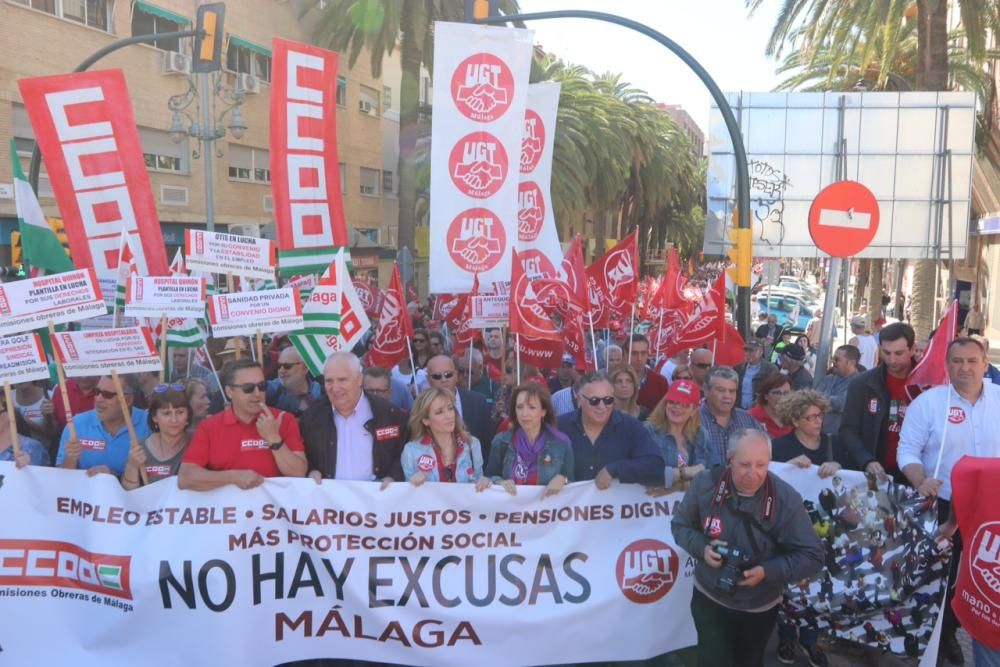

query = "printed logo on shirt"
240;439;270;451
145;465;172;478
79;438;106;452
868;399;879;414
375;426;400;441
703;516;723;539
615;538;679;604
948;407;966;425
417;454;435;472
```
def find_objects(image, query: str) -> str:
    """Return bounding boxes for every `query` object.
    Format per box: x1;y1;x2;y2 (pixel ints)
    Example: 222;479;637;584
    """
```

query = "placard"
51;326;161;376
0;269;107;335
124;276;206;318
184;229;277;280
208;288;304;337
0;333;51;384
469;295;509;328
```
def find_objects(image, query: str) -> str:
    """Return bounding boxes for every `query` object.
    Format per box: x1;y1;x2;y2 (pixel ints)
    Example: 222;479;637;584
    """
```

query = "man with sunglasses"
265;347;322;417
424;355;495;462
557;371;664;487
179;359;306;491
56;374;150;477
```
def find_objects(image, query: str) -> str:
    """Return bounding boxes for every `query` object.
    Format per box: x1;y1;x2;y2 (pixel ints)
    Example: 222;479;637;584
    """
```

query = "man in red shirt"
629;334;670;412
179;358;307;491
52;376;99;428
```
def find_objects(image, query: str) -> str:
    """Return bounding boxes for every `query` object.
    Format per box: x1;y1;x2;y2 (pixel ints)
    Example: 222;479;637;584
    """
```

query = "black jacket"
457;388;495;462
838;361;915;473
299;393;408;481
735;360;778;407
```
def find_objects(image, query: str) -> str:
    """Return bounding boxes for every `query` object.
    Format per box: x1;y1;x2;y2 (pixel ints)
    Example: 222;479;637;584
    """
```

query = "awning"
133;1;189;26
227;35;271;57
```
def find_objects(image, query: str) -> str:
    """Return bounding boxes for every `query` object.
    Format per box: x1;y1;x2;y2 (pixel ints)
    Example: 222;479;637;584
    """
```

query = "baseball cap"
665;379;701;405
850;315;867;327
782;344;806;361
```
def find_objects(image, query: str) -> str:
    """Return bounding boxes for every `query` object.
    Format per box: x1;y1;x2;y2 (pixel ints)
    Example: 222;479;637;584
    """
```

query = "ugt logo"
449;132;509;199
970;521;1000;607
517;181;545;242
615;539;679;604
450;53;515;122
446;208;506;274
520;109;545;174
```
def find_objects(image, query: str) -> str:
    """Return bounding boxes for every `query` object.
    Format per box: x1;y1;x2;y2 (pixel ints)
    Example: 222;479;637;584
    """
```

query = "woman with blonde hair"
772;389;842;478
671;364;694;381
644;380;707;491
609;364;648;421
401;387;489;489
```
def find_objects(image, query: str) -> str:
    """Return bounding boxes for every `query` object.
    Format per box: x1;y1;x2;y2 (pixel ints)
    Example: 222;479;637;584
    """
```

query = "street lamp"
166;70;246;232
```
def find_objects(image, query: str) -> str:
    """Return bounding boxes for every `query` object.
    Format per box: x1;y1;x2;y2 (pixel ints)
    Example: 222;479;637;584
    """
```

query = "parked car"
756;291;815;331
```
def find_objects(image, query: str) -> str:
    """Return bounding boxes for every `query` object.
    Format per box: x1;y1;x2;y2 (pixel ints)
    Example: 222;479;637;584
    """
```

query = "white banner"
0;268;106;335
184;229;277;280
469;294;509;328
51;326;161;376
208;288;304;338
124;276;206;319
429;22;534;294
517;82;563;278
0;333;50;384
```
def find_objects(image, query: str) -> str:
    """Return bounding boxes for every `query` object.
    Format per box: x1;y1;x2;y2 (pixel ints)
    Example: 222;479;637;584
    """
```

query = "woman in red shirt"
747;373;793;439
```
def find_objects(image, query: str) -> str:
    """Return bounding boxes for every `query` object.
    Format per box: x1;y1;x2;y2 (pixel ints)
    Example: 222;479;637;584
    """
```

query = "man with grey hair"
700;366;765;468
299;351;408;483
602;344;624;371
455;348;498;406
672;428;823;667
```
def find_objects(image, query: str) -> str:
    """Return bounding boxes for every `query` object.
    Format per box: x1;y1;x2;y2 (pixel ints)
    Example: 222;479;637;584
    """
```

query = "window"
382;86;392;112
228;145;270;184
339;163;346;194
359;85;380;117
336;76;346;107
357;228;379;244
13;0;113;32
131;2;188;52
382;170;394;195
225;37;272;82
139;127;188;174
359;168;380;196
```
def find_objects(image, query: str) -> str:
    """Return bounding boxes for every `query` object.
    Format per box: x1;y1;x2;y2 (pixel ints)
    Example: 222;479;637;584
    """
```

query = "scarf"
511;428;547;484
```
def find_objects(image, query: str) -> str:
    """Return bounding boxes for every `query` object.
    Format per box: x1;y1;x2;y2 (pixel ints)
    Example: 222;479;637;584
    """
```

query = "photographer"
671;429;823;667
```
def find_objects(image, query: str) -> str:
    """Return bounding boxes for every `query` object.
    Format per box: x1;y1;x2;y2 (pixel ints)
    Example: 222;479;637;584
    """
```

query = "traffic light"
464;0;498;21
726;227;752;288
10;231;22;268
46;217;72;259
193;3;226;73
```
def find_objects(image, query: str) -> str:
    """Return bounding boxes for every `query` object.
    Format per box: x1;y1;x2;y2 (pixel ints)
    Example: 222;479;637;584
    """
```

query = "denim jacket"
644;423;710;487
401;436;484;483
486;427;575;485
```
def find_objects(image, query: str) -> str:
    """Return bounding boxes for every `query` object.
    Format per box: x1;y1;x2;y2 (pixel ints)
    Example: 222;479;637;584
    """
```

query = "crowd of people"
3;289;1000;667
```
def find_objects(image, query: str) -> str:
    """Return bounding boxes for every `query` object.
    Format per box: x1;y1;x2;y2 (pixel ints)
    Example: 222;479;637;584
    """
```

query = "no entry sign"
808;180;880;257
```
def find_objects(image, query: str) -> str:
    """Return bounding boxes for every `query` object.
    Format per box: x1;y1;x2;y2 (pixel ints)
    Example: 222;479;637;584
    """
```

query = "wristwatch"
269;440;285;451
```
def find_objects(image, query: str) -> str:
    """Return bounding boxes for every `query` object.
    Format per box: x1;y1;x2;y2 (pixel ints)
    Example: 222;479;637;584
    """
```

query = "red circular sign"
446;207;507;274
450;53;516;122
517;181;545;242
449;132;509;199
615;539;679;604
808;180;880;257
520;109;545;174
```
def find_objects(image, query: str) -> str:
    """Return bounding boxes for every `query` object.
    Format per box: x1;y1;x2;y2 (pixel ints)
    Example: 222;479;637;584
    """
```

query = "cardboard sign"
51;326;161;377
207;288;303;337
469;295;509;328
0;333;51;385
124;276;206;318
184;229;277;280
0;269;106;336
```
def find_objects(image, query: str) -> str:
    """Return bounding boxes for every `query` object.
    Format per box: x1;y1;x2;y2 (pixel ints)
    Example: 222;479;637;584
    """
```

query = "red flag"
510;249;561;342
587;230;638;328
905;301;958;400
665;272;727;357
432;293;464;321
714;322;747;367
445;276;481;354
365;264;413;369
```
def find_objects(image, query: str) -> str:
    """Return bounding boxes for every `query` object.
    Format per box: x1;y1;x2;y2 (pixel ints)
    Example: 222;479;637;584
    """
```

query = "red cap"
665;379;701;405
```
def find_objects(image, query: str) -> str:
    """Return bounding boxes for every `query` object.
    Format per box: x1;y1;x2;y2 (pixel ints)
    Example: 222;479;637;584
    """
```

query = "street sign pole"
813;259;841;384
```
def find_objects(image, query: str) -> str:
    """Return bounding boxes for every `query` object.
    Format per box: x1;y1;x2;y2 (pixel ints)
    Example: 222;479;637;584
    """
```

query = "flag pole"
110;370;147;486
4;382;20;460
654;308;665;366
515;333;521;384
711;339;718;365
48;321;76;441
588;311;598;372
628;301;636;357
405;335;417;389
255;328;264;366
158;313;168;383
202;344;227;404
467;343;473;391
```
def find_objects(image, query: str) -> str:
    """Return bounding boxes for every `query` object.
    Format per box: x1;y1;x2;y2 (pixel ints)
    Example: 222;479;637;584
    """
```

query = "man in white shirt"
848;316;878;370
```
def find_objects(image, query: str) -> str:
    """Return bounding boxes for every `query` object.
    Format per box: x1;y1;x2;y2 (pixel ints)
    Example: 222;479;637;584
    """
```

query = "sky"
519;0;786;133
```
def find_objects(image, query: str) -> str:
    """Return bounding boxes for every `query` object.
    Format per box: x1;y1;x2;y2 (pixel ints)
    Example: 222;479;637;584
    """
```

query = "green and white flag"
278;247;350;278
166;249;207;348
9;140;73;274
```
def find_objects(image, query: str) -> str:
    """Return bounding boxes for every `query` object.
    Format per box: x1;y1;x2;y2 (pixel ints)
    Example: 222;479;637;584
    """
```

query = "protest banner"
0;268;107;336
208;288;304;338
516;83;562;278
429;22;534;294
469;295;509;328
124;276;206;319
184;229;277;281
0;462;946;665
18;70;168;276
50;326;161;376
270;38;348;277
0;333;51;385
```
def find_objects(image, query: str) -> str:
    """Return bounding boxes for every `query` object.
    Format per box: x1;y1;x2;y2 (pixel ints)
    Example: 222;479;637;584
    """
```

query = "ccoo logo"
520;109;545;174
517;181;545;242
450;53;515;122
615;539;679;604
449;132;509;199
446;208;506;274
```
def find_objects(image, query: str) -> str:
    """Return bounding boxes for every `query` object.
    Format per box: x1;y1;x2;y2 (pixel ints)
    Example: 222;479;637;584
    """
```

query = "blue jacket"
265;378;322;417
486;427;575;484
644;423;710;486
557;409;664;485
986;364;1000;386
401;436;484;483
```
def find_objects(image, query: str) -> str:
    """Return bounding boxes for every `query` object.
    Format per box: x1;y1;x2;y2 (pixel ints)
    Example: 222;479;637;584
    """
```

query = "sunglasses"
153;383;185;393
429;371;455;381
580;394;615;406
229;382;267;394
95;389;128;400
278;362;302;371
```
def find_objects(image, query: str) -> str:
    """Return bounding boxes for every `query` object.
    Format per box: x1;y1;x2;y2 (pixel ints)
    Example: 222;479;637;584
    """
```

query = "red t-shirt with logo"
183;407;305;477
883;373;910;472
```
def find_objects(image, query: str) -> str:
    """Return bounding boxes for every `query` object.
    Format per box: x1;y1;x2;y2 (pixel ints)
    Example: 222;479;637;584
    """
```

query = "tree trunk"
853;259;870;309
868;258;884;319
396;3;422;256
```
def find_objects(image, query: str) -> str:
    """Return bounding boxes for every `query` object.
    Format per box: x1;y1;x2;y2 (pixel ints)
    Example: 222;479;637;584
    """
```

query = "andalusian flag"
9;140;72;274
165;249;208;349
113;229;138;318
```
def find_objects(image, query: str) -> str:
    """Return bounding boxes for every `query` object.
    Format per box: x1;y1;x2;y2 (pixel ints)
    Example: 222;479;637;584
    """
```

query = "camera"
714;544;754;594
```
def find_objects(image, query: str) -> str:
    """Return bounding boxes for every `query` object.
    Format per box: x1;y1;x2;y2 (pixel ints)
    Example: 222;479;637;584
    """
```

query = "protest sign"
0;268;107;335
124;276;206;319
208;288;303;338
469;295;509;328
0;333;50;385
184;229;277;280
51;326;161;376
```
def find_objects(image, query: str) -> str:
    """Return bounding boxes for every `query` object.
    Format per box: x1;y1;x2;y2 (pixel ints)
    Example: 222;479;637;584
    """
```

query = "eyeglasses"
692;362;712;369
278;362;302;371
800;412;824;422
429;371;455;381
229;382;267;394
95;389;119;400
153;383;185;393
580;394;615;406
429;340;443;347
